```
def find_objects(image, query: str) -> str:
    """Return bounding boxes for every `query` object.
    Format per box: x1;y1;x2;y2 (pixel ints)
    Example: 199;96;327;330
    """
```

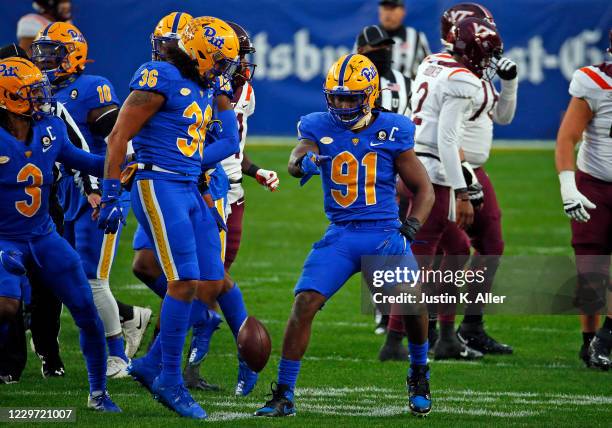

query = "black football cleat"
254;383;296;417
378;331;409;362
579;343;592;367
183;364;220;391
407;364;432;417
457;326;513;355
38;354;65;378
588;330;611;371
433;335;483;360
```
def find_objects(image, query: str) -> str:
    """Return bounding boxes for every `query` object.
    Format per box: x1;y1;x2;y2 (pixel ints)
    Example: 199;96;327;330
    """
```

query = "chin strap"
351;111;372;131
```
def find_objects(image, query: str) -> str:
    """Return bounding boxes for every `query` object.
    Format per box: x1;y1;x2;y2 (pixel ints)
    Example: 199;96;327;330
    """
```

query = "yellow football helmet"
152;11;193;61
0;57;54;117
179;16;240;81
31;22;88;82
324;54;380;128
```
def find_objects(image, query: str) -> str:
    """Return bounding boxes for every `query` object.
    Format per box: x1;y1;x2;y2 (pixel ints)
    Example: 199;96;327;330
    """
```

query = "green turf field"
2;143;611;427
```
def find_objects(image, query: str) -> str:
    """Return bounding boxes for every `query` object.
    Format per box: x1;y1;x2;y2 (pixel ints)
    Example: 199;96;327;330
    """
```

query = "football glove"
97;179;126;234
559;170;596;223
255;168;280;191
399;216;421;243
461;161;484;209
297;151;330;186
0;250;26;276
496;57;517;80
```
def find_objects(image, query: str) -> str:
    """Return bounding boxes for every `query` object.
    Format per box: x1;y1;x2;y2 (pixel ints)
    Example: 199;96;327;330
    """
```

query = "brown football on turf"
237;316;271;372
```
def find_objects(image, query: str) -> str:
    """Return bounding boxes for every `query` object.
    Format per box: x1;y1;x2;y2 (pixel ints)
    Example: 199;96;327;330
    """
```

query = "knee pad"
88;279;122;337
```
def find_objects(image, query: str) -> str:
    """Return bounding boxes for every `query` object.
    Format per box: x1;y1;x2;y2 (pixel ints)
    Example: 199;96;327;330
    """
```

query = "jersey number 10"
331;151;377;208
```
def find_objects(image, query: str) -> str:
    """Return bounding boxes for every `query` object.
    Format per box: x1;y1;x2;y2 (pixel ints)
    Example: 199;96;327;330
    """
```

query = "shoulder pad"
570;66;612;100
446;69;481;98
129;61;178;95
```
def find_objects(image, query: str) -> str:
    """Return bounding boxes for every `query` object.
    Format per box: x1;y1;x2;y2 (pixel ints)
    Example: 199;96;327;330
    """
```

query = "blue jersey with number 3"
0;116;103;240
297;111;415;223
130;61;214;181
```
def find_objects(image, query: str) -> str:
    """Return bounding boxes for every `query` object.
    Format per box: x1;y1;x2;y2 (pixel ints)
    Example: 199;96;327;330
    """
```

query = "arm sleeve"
437;95;472;190
493;78;518;125
57;132;105;178
56;102;99;194
202;108;239;165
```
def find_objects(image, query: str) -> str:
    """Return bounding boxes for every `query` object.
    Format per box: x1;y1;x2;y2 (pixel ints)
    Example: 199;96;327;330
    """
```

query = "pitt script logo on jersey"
0;64;18;77
361;65;377;82
203;26;225;49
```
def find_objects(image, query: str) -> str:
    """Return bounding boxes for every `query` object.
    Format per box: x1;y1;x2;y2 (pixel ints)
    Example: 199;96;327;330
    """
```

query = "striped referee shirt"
386;26;430;80
378;68;411;116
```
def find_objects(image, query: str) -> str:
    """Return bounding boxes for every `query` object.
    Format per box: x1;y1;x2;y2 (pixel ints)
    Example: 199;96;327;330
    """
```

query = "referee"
378;0;430;79
356;24;411;116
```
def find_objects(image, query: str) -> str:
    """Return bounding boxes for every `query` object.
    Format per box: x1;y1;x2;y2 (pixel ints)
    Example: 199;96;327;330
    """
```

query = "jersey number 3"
15;164;43;218
331;151;377;207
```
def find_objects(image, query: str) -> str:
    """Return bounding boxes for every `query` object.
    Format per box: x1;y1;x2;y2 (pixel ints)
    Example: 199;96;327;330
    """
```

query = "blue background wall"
1;0;611;138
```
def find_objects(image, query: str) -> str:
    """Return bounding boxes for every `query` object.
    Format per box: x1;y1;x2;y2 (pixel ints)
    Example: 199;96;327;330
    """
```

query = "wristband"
246;163;261;178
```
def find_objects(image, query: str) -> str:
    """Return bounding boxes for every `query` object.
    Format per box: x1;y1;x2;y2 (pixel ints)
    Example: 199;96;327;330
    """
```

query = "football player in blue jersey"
0;57;119;411
99;16;241;419
254;54;435;417
30;22;141;377
126;12;258;397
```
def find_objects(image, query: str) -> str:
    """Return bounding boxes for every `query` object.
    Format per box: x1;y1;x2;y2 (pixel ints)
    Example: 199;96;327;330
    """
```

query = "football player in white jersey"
382;17;504;361
222;22;279;273
555;29;612;371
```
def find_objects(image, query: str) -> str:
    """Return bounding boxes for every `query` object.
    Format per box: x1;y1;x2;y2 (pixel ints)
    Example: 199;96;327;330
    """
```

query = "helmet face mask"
151;35;180;61
17;76;55;117
324;90;368;127
31;40;68;81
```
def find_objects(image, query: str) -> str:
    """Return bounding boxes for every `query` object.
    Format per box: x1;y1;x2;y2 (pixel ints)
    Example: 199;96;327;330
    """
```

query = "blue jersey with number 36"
130;61;215;181
297;111;415;223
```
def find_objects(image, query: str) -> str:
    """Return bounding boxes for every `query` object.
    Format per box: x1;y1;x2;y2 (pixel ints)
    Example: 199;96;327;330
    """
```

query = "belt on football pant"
137;163;190;177
415;152;440;161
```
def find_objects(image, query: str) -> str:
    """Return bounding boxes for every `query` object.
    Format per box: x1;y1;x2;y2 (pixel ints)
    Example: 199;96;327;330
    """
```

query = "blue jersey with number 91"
130;61;214;181
297;111;415;223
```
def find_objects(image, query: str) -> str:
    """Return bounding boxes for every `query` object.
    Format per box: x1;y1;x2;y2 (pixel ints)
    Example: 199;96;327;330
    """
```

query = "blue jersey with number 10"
130;61;214;181
297;111;415;223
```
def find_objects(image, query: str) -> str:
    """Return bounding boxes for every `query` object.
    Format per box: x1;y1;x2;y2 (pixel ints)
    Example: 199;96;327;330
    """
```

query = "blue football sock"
277;357;301;397
107;336;128;362
408;341;429;377
217;283;247;339
189;300;208;328
159;295;192;386
77;314;107;394
146;274;168;299
144;334;162;367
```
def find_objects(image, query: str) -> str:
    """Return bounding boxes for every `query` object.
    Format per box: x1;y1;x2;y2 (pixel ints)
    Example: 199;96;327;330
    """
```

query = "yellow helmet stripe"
171;12;183;34
337;54;355;86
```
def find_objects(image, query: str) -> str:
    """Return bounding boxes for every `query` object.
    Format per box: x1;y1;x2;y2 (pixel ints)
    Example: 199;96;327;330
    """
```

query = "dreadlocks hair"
165;46;209;88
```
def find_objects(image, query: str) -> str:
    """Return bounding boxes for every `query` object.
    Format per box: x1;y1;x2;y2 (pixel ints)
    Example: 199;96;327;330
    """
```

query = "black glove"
461;161;484;209
197;173;209;194
399;216;421;242
496;57;517;80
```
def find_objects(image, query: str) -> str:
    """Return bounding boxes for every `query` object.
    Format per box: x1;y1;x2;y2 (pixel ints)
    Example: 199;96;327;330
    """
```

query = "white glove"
559;171;596;222
255;168;280;191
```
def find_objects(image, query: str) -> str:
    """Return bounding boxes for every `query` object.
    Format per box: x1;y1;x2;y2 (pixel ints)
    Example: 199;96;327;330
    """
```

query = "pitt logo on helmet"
324;54;380;128
0;64;18;77
179;17;240;81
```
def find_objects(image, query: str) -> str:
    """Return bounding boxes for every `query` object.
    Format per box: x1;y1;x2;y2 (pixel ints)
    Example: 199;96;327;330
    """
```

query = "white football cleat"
122;306;152;358
106;356;130;378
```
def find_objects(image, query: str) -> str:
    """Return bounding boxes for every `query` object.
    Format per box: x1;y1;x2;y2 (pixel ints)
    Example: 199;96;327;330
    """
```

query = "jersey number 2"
15;164;43;218
331;151;377;207
177;102;212;158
